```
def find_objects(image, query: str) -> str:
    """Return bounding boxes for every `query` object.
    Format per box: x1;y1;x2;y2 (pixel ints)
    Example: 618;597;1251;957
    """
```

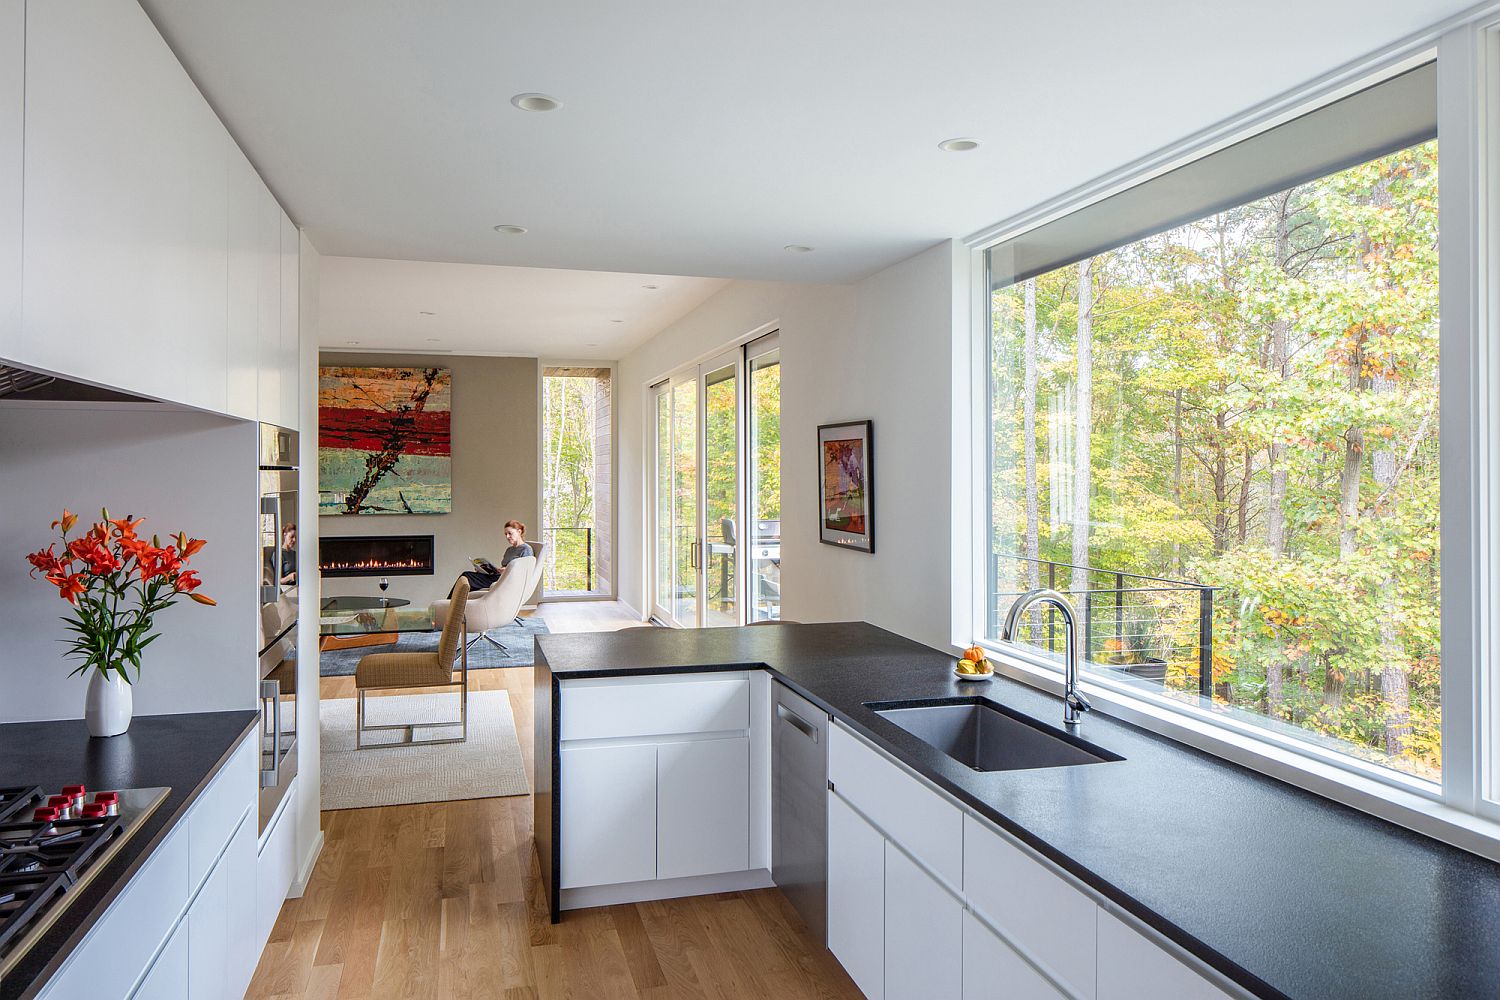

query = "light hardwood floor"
248;602;861;999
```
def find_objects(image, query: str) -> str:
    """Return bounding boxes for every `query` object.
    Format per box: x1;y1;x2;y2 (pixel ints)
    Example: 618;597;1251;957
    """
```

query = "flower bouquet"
26;509;215;736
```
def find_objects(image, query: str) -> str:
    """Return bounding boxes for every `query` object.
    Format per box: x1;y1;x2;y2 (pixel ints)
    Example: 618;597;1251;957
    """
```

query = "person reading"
451;519;533;595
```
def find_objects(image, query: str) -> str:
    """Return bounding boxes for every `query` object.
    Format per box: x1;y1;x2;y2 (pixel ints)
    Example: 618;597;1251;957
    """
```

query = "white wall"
0;404;258;721
616;241;965;651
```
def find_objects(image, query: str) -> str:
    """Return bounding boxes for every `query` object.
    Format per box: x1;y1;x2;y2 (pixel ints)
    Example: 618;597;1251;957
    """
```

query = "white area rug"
320;689;529;810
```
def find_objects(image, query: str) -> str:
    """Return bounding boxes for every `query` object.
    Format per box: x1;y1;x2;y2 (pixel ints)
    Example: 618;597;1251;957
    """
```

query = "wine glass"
379;577;389;593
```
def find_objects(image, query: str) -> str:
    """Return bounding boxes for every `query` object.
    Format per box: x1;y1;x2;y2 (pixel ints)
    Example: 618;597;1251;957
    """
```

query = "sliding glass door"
650;349;745;628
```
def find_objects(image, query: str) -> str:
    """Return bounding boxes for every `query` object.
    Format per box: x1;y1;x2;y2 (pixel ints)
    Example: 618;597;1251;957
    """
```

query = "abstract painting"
818;420;873;552
319;366;452;514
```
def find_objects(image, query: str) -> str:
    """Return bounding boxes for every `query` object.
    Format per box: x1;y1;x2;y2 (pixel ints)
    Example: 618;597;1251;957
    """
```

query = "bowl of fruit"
954;645;994;681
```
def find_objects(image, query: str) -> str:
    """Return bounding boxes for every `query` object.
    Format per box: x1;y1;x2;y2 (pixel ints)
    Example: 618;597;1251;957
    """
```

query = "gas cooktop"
0;783;168;979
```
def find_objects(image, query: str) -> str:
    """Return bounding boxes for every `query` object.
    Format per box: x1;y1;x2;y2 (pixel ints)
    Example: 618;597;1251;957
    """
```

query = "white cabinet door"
0;0;20;346
827;793;885;1000
560;743;657;889
132;916;189;1000
256;182;282;425
278;210;299;429
226;147;262;420
1096;909;1231;1000
256;783;298;947
225;810;260;998
22;0;229;412
964;816;1097;999
187;836;230;1000
962;910;1069;1000
884;843;961;1000
657;736;749;880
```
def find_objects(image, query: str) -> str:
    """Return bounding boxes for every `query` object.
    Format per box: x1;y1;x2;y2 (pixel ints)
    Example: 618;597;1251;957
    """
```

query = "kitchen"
5;2;1500;999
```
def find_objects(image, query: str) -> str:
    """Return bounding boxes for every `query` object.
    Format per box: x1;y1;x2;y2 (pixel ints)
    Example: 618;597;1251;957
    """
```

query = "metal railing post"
1047;561;1057;652
1114;571;1124;653
988;550;998;639
586;527;593;592
1082;590;1093;666
1198;587;1215;701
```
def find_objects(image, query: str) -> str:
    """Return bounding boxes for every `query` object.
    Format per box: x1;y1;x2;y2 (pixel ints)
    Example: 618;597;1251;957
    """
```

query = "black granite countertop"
0;710;259;1000
537;622;1500;1000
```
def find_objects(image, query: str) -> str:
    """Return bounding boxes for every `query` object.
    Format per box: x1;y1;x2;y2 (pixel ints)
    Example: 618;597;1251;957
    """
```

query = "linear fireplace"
319;535;435;577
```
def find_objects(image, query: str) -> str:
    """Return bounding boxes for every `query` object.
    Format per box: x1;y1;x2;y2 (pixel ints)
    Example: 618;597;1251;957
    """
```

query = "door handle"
776;703;819;743
260;679;281;789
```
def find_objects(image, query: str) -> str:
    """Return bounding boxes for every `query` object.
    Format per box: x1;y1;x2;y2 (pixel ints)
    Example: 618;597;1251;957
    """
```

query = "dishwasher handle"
776;702;819;743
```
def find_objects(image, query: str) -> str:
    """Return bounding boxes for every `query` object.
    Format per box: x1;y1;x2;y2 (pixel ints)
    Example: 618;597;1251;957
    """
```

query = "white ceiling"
142;0;1466;286
318;257;728;359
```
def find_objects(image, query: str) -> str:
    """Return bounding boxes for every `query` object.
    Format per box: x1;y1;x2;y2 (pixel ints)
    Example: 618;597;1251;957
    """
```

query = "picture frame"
818;420;874;553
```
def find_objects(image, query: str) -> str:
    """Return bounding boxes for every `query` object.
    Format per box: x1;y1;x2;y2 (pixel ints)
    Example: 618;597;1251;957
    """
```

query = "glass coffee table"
320;595;437;650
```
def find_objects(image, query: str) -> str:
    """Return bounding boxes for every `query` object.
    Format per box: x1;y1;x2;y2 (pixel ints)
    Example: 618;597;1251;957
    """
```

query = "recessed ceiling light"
344;340;360;345
425;337;441;343
586;342;598;347
784;244;815;253
641;284;659;290
419;310;435;316
610;319;624;324
938;137;981;152
493;224;528;235
511;93;562;113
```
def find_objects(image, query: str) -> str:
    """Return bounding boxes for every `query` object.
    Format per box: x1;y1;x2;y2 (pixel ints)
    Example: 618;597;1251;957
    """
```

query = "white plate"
954;666;993;681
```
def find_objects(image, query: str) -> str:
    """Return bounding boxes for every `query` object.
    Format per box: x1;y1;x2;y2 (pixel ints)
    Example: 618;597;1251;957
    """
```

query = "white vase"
85;669;133;737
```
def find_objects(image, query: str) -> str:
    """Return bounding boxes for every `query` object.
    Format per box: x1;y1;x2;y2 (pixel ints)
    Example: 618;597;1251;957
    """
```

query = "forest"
990;140;1440;779
542;374;599;592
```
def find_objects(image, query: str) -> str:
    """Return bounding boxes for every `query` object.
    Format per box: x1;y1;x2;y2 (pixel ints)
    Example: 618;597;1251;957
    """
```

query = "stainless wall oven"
258;423;299;834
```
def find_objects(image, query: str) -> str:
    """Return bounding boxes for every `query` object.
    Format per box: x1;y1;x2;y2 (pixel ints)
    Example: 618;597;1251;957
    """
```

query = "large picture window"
984;71;1440;783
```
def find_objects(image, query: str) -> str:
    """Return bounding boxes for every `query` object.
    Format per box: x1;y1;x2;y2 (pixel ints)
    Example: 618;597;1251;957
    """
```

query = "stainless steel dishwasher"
772;681;829;943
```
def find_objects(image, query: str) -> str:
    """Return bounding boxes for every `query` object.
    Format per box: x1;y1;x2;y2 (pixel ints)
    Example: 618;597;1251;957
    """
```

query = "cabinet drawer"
828;724;962;890
560;672;749;742
40;821;190;999
1096;908;1231;1000
963;815;1097;1000
962;909;1069;1000
189;731;256;892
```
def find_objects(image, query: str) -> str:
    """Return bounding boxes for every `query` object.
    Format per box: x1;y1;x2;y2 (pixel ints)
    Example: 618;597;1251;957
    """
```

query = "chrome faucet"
1001;589;1092;728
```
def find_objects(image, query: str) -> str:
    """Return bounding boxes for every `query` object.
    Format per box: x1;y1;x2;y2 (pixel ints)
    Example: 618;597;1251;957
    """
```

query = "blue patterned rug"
319;616;549;676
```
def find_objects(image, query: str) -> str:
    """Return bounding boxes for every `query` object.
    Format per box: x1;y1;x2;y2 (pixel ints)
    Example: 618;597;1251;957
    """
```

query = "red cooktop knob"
61;784;85;797
79;803;108;819
47;795;70;809
33;807;60;822
93;791;118;805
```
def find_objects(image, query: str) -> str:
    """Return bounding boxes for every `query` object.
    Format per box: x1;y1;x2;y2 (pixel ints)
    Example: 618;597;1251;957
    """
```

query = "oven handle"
260;678;281;789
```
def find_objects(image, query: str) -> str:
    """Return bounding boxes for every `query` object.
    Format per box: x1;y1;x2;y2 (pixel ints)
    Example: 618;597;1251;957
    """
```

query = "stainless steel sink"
870;698;1123;772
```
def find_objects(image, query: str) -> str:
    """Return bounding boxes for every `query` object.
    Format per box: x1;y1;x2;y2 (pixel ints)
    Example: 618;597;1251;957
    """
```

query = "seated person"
451;519;534;596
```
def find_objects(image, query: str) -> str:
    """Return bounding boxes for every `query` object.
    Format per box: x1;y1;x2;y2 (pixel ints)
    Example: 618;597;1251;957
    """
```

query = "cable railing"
542;526;594;593
989;554;1215;700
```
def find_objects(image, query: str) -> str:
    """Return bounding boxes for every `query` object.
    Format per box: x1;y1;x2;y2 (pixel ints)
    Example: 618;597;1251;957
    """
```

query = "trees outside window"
989;140;1440;780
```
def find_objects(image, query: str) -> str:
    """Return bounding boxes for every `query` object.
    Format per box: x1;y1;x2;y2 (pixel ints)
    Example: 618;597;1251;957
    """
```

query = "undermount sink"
870;698;1124;772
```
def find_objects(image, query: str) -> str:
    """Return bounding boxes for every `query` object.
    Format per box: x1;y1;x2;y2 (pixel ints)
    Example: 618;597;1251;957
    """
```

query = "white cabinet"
657;737;750;880
827;793;886;1000
884;843;961;1000
279;210;300;427
0;0;20;345
133;916;190;1000
187;830;230;999
964;815;1097;999
256;779;299;945
21;0;229;412
256;182;283;426
1096;909;1231;1000
962;910;1069;1000
560;743;658;889
226;146;263;421
561;672;750;742
829;725;962;890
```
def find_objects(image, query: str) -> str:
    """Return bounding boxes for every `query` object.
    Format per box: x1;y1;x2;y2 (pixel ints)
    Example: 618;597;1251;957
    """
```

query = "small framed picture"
818;420;874;553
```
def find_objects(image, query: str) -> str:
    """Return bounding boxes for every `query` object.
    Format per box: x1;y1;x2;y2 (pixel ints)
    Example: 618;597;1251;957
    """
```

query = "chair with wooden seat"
354;577;470;749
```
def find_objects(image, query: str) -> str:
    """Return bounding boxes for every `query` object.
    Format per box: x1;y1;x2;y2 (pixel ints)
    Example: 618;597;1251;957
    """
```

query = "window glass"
987;140;1440;781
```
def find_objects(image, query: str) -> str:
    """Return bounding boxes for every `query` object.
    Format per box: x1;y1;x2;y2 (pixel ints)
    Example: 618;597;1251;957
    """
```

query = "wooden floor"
247;602;860;1000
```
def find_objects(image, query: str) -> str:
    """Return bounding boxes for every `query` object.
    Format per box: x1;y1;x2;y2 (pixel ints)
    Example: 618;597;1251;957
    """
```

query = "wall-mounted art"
818;420;873;553
319;366;452;514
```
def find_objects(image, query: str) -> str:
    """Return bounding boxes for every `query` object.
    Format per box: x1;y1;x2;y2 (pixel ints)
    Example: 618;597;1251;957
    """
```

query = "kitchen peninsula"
536;622;1500;1000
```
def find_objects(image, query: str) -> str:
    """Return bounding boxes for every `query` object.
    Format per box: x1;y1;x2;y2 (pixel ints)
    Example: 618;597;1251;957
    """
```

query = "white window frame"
963;11;1500;860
